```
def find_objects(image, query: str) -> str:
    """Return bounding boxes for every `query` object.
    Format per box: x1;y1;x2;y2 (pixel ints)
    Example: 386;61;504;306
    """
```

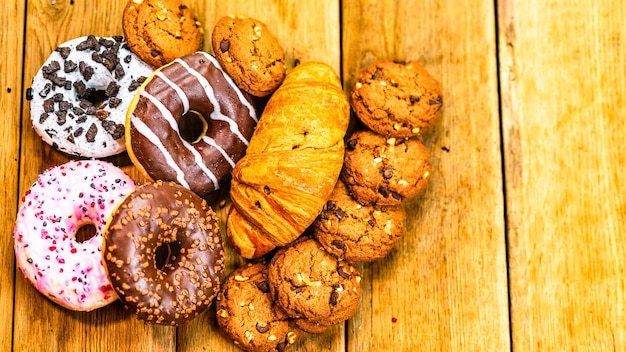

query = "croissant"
227;62;350;258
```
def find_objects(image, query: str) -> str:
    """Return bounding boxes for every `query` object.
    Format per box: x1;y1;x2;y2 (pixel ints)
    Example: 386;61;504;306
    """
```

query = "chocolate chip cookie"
313;180;405;262
216;262;302;352
267;237;361;331
212;15;286;97
341;130;432;206
351;60;442;138
122;0;204;68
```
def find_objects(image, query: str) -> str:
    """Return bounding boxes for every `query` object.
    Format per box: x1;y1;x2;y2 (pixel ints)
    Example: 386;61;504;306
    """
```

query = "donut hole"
82;88;108;108
179;110;208;144
76;223;97;243
155;241;182;272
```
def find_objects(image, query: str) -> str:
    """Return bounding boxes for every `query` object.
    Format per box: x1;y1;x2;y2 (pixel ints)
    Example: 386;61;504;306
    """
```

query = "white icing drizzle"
198;52;258;123
130;115;190;189
175;58;251;145
140;91;220;189
156;71;190;113
201;135;236;167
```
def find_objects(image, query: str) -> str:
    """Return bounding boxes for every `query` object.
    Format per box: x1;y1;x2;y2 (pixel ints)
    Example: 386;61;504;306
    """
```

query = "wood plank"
499;0;626;350
342;0;511;350
177;1;344;351
1;1;26;351
14;1;175;351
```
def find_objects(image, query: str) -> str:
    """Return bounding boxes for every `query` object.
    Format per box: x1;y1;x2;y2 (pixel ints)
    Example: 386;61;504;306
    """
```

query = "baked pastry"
267;237;362;332
341;130;431;206
227;62;350;258
28;35;152;157
216;262;302;352
350;60;442;138
212;15;286;97
122;0;204;68
313;179;405;262
125;51;257;196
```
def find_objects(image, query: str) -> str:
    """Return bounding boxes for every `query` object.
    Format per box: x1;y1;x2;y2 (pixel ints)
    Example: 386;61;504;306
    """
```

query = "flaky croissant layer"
227;62;350;258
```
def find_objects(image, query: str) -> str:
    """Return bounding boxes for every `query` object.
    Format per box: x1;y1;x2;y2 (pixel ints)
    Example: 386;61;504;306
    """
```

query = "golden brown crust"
227;62;350;258
122;0;204;68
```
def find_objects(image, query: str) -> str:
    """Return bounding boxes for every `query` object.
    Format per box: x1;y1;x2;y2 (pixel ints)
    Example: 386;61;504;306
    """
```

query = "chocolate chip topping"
378;187;390;198
329;290;339;306
346;138;358;150
381;167;394;179
254;280;270;293
255;322;270;333
337;265;350;279
219;39;230;53
331;240;345;250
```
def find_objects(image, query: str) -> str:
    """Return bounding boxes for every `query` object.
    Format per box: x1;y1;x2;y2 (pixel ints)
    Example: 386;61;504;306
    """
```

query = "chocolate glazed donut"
102;180;224;325
126;51;257;196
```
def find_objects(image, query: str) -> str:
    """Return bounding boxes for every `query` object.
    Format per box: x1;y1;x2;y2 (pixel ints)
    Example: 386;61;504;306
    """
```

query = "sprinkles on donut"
13;160;137;311
102;180;225;325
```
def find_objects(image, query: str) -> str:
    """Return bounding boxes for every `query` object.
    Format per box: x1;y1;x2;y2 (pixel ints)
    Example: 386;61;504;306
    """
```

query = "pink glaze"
14;160;136;311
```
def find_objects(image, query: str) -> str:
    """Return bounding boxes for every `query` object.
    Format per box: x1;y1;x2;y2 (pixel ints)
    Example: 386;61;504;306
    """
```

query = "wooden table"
2;0;624;350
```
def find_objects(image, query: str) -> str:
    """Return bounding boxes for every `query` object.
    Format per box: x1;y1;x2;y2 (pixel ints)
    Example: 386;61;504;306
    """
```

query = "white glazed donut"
13;160;136;311
29;35;152;158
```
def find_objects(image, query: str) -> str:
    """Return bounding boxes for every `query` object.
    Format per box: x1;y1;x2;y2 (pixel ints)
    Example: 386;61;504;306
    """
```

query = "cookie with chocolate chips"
341;130;432;206
122;0;204;68
211;15;285;97
216;262;302;352
313;180;405;262
267;237;361;332
351;60;443;138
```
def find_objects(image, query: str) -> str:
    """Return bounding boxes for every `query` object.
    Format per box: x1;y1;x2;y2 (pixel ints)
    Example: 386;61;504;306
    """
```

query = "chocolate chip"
368;218;376;227
378;187;390;198
123;55;132;64
105;81;120;97
85;123;97;142
255;323;270;333
372;68;384;80
337;266;350;279
346;138;358;150
38;83;51;98
55;47;71;59
381;167;394;179
334;208;345;220
43;98;55;112
410;95;420;104
108;97;121;108
329;291;339;306
64;60;77;73
292;286;303;293
179;4;188;10
73;80;86;97
219;39;230;53
393;59;407;65
254;280;270;293
429;96;443;105
150;49;160;57
276;341;287;352
42;61;61;74
39;113;49;124
56;110;67;125
331;240;345;250
102;120;124;139
59;101;72;111
391;191;403;200
74;127;84;137
263;185;271;195
26;88;33;100
325;200;336;210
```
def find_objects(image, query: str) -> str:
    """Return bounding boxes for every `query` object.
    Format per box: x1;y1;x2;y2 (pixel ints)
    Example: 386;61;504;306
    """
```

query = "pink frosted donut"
13;160;136;311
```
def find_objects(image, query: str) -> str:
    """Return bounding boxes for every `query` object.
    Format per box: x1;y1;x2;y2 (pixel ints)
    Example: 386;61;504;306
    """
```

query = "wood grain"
342;0;510;350
0;1;25;351
500;0;626;350
14;1;173;351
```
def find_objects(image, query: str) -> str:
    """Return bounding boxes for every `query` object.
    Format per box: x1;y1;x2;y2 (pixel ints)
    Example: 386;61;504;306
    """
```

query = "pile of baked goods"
15;0;442;350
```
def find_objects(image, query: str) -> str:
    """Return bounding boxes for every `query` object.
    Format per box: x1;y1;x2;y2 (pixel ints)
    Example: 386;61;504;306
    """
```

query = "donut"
102;180;225;325
29;35;153;158
126;51;257;196
13;160;137;311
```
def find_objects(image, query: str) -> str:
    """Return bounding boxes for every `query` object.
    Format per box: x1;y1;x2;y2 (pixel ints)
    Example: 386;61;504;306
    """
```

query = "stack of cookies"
315;60;443;263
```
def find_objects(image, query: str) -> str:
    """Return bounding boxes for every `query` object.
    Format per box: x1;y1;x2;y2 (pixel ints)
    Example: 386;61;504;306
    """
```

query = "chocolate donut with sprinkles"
13;160;137;311
126;51;258;196
29;35;152;158
102;180;225;325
